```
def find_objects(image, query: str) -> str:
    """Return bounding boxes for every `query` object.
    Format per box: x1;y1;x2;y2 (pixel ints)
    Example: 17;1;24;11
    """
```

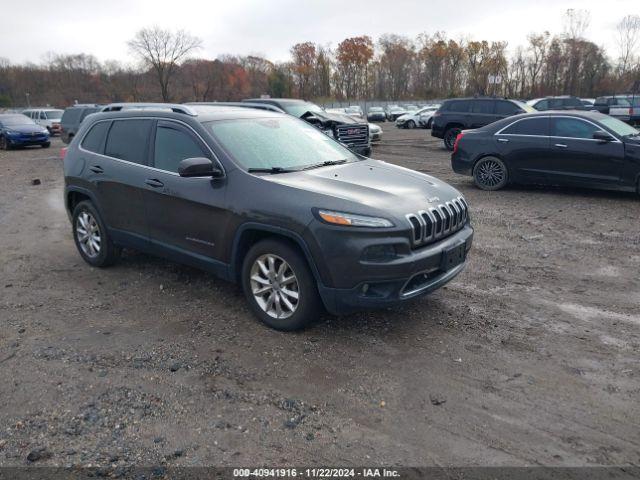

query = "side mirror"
178;157;223;178
592;130;614;142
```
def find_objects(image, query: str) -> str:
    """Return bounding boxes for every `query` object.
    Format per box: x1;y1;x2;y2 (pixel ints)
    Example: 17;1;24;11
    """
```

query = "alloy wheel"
76;211;101;258
476;159;505;188
250;254;300;319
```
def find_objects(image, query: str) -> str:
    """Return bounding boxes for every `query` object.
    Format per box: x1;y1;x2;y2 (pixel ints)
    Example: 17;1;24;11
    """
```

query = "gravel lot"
1;125;639;470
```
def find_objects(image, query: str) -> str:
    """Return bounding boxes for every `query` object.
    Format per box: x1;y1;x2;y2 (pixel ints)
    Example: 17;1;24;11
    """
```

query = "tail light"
453;132;464;154
60;147;68;160
630;107;634;116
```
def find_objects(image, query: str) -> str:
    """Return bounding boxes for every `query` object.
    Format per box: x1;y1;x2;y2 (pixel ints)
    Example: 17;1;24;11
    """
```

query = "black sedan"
451;111;640;193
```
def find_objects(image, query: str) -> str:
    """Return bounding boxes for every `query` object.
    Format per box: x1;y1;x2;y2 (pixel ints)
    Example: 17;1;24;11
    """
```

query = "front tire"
443;127;461;151
41;142;51;148
0;136;10;150
473;156;509;191
72;200;121;267
426;118;433;129
242;239;322;331
406;120;416;129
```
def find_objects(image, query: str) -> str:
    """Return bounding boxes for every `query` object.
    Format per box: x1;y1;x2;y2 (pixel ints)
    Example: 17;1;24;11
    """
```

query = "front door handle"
554;143;568;149
145;178;164;188
497;138;509;143
90;165;104;174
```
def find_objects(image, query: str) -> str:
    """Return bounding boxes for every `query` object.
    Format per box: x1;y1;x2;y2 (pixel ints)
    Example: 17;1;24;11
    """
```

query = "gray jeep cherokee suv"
63;103;473;330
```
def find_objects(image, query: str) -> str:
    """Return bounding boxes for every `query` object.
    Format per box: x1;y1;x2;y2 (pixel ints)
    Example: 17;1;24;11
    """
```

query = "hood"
5;124;47;134
396;114;411;121
301;110;360;125
262;159;461;218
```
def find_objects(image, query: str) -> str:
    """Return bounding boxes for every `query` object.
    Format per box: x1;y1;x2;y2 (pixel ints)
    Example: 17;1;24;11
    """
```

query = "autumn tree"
335;36;374;99
128;26;202;101
290;42;316;98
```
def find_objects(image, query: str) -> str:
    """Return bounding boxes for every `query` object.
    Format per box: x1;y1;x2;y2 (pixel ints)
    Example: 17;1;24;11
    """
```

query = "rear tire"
443;127;461;151
242;239;322;331
473;156;509;191
72;200;121;267
42;142;51;148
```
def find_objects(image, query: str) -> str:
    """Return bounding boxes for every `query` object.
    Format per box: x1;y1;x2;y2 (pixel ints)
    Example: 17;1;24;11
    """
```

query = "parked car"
432;97;533;150
368;123;382;142
451;111;640;193
527;96;587;112
367;107;386;122
386;106;407;121
22;108;64;135
63;103;473;330
403;104;419;112
580;98;596;108
345;106;364;119
0;114;50;149
396;105;439;129
599;95;640;125
243;98;371;156
60;104;102;144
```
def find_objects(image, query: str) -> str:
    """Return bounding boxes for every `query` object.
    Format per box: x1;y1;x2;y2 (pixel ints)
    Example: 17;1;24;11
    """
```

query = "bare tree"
128;26;202;101
616;15;640;76
563;9;591;40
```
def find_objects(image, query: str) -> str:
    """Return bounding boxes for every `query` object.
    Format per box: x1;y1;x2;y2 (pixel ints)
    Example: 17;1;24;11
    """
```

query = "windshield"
369;107;383;112
1;115;35;126
205;116;357;171
45;110;63;120
600;117;639;137
282;102;324;117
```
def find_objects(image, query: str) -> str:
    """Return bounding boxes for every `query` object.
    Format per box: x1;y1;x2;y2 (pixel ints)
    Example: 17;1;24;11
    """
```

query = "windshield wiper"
247;167;298;174
302;159;349;170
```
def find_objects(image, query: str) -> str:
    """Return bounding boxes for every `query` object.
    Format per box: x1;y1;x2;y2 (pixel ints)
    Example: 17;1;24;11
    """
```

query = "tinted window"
471;100;494;114
81;121;110;153
61;108;82;124
448;101;471;113
533;100;549;111
104;119;151;164
154;124;206;172
552;118;598;139
564;98;583;108
496;101;521;115
501;117;549;136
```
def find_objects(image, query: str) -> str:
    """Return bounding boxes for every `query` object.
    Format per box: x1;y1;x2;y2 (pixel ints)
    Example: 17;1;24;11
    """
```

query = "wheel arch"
65;186;104;220
230;223;324;286
472;154;512;186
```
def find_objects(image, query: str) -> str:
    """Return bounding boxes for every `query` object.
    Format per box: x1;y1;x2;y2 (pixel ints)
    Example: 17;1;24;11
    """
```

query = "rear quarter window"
501;117;549;136
448;101;470;113
496;101;521;115
81;121;110;153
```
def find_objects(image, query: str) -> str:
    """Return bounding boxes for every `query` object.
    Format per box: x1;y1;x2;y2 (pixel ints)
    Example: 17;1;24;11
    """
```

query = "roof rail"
101;103;197;116
186;101;285;113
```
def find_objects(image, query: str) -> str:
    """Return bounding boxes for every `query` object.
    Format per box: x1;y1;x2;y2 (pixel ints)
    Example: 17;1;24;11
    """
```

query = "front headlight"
318;210;394;228
5;130;19;136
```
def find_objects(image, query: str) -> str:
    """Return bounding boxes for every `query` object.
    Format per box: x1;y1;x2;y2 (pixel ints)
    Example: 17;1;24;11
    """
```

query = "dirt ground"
1;124;639;470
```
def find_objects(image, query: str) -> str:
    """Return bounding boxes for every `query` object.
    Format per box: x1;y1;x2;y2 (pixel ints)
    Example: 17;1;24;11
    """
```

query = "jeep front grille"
335;124;369;147
406;196;469;247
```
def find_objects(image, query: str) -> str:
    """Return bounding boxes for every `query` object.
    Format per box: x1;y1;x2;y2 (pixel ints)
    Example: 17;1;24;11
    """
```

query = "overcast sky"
1;0;637;65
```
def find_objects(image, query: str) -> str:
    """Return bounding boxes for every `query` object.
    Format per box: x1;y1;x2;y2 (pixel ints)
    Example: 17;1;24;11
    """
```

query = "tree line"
0;9;638;108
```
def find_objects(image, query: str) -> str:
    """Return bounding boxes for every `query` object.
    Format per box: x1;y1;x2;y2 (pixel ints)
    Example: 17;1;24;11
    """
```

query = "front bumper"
317;225;473;314
7;134;49;146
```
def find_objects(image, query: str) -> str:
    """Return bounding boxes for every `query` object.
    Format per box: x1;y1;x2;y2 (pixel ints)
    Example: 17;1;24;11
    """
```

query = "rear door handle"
145;178;164;188
497;138;509;143
554;143;568;149
89;165;104;174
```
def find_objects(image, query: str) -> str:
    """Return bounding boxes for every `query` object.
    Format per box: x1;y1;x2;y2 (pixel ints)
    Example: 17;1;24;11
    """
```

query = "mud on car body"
63;103;473;330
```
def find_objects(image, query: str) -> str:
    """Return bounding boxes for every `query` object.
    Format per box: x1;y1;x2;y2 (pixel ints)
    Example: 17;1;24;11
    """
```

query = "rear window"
471;100;494;114
447;101;470;113
104;119;152;164
563;98;583;108
81;121;110;153
61;108;82;124
501;117;549;136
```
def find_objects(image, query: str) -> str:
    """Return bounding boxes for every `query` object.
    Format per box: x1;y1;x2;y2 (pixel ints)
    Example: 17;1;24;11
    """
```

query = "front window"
281;102;324;117
205;116;357;171
44;110;63;120
599;117;639;137
551;118;598;139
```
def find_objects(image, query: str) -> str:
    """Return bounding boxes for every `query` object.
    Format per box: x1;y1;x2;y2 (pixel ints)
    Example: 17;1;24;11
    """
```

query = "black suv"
432;97;531;150
61;104;102;144
63;103;473;330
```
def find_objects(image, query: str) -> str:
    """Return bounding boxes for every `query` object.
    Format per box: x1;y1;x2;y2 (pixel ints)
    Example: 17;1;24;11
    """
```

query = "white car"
395;105;440;129
368;123;382;142
22;108;64;135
